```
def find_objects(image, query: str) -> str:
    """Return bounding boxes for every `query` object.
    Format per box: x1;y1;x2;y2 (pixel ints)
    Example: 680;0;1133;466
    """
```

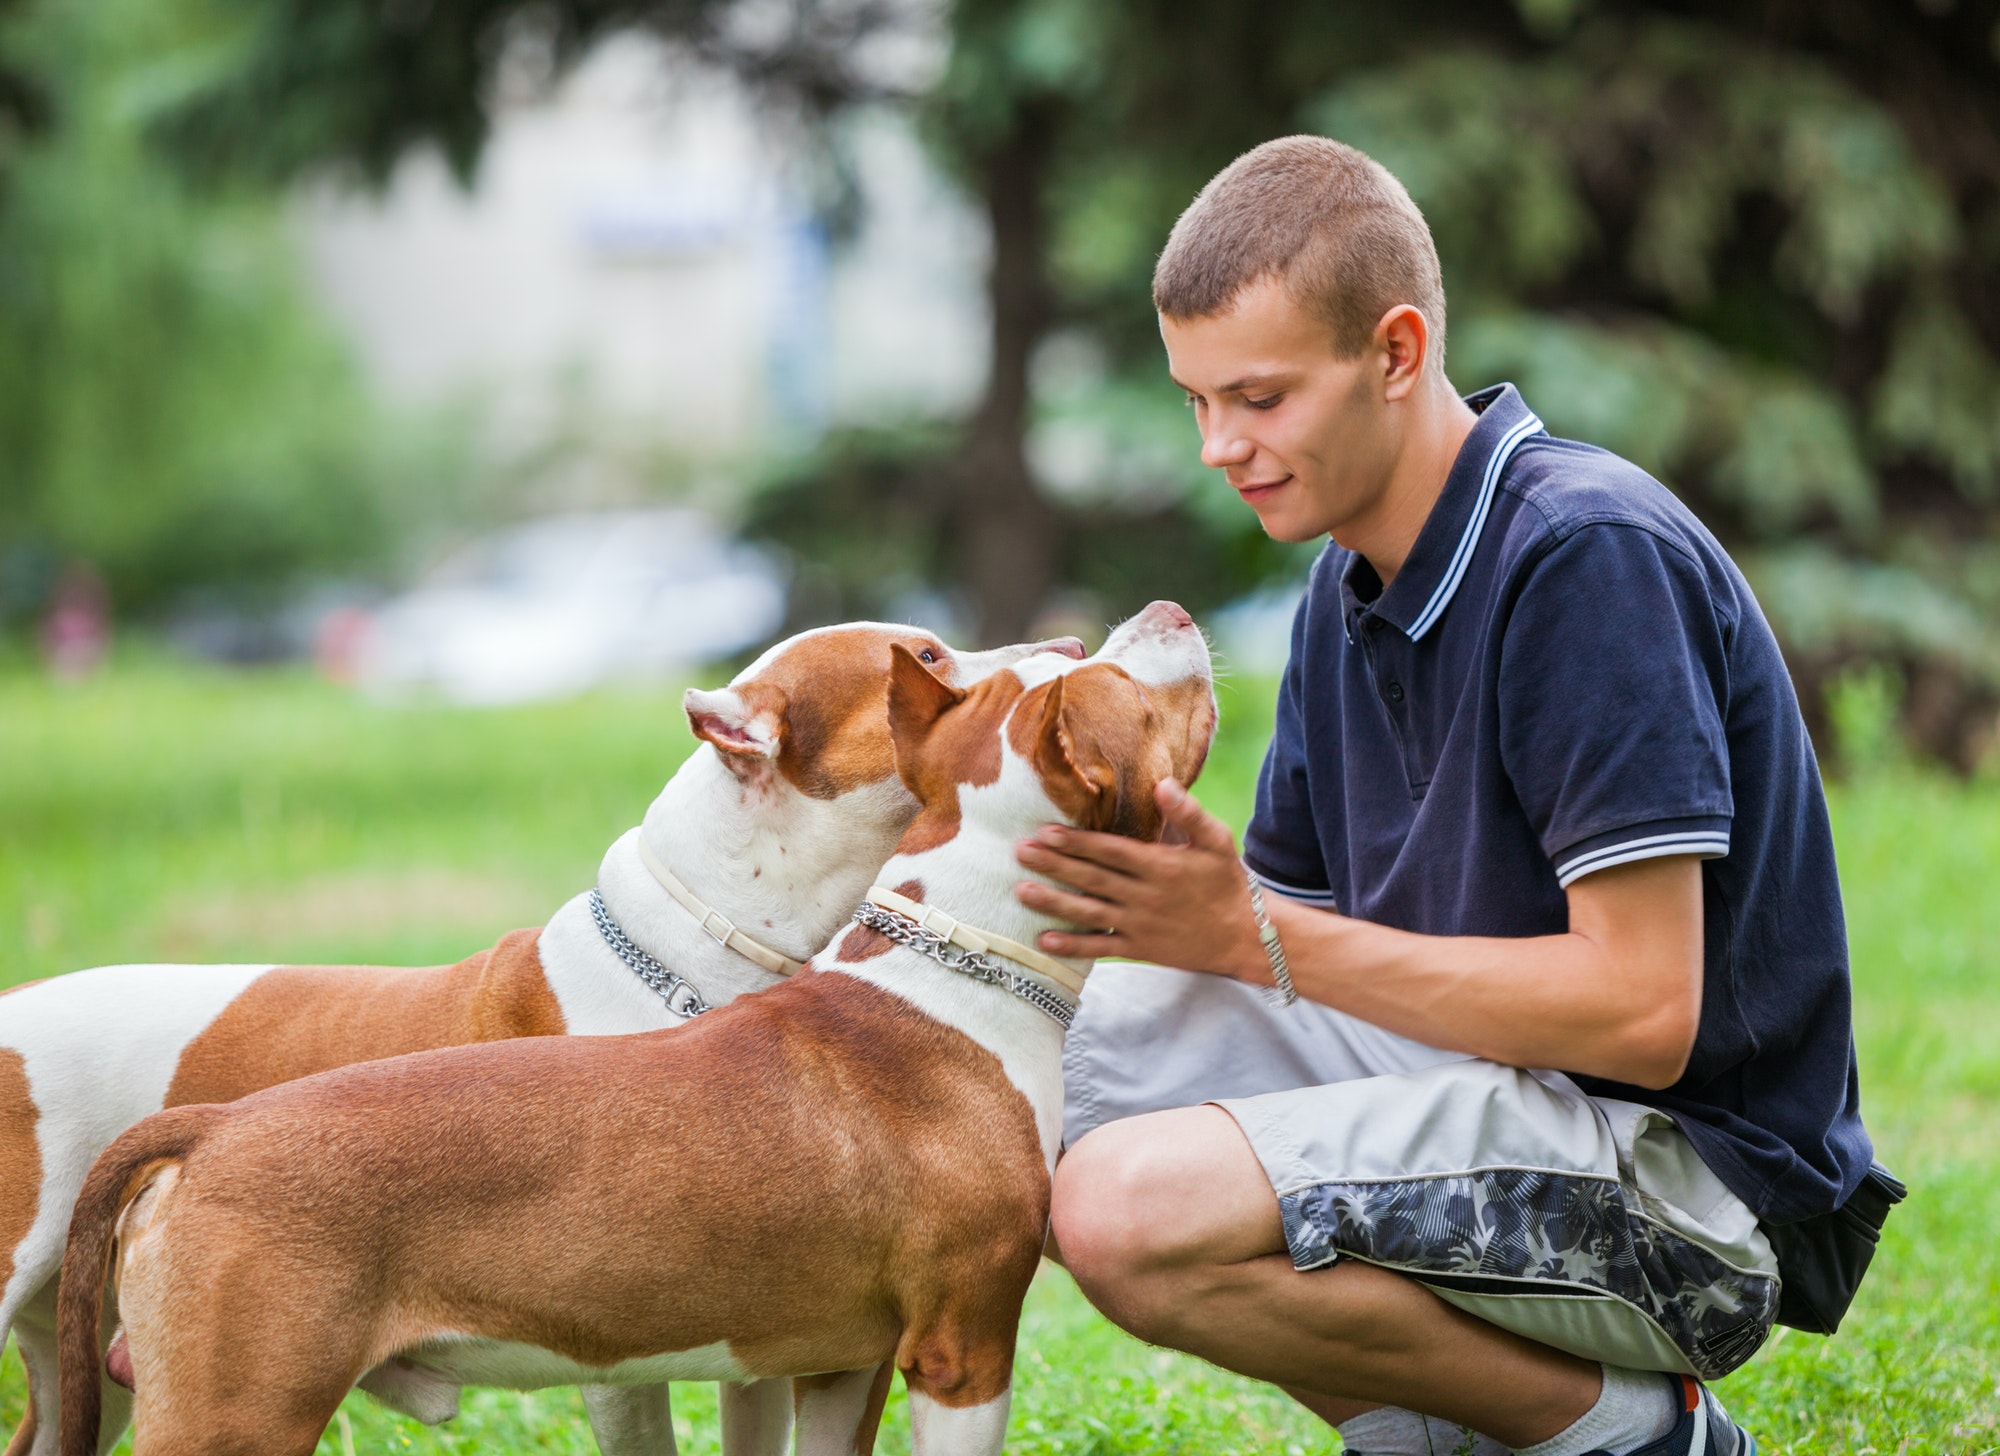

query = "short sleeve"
1243;590;1337;908
1498;525;1733;888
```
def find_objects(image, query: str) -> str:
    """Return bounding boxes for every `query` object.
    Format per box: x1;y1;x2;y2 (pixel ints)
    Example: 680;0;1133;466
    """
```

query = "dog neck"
820;763;1094;1167
595;743;916;1007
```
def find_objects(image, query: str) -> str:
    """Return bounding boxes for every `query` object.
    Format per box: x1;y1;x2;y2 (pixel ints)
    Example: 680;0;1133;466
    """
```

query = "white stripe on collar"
1406;410;1545;641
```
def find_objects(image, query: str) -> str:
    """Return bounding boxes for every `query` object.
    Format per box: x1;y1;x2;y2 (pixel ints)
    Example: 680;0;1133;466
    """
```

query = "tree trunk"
956;100;1062;645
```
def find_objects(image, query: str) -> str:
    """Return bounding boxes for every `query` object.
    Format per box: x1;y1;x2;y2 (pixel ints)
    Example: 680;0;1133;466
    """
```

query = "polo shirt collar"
1346;383;1545;641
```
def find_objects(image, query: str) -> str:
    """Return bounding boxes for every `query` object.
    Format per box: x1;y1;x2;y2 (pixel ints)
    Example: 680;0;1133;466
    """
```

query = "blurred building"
296;34;987;458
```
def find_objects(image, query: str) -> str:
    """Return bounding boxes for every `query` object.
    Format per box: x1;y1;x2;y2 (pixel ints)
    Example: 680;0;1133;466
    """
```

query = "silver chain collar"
851;901;1077;1029
590;889;712;1019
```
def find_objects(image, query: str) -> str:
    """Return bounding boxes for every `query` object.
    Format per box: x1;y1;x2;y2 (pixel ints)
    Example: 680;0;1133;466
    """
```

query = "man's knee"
1051;1106;1282;1330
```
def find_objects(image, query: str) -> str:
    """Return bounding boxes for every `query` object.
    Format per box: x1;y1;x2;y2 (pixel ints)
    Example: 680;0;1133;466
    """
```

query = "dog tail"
58;1104;220;1456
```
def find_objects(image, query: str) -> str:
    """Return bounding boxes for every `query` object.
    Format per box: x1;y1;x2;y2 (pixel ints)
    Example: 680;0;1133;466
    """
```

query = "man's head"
1154;136;1455;548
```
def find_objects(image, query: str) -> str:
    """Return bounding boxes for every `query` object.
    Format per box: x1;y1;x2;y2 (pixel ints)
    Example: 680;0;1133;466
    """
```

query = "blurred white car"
345;509;787;705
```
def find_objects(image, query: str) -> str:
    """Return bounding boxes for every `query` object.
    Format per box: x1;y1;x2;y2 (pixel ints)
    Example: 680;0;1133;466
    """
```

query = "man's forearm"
1261;884;1699;1089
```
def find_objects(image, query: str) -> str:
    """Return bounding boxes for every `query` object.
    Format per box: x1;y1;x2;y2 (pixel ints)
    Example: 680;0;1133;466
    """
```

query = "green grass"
2;655;1994;1453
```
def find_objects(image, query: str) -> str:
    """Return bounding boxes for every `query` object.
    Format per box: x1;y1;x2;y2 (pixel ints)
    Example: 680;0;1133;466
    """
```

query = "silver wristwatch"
1243;862;1297;1008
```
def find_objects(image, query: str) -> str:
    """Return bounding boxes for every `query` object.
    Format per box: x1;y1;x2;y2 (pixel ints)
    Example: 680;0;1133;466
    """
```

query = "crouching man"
1015;137;1895;1456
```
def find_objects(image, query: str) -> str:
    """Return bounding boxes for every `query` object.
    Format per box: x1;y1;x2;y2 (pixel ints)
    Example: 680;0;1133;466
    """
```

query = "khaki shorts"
1063;962;1781;1379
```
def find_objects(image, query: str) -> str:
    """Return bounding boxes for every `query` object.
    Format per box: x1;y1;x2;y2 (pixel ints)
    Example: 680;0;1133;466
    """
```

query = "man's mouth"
1233;476;1292;505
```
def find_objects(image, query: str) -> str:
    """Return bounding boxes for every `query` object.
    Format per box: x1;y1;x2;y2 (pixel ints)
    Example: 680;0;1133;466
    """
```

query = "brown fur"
164;929;562;1106
766;630;963;799
55;622;1210;1455
0;1050;39;1313
0;1049;39;1456
835;880;924;964
61;975;1048;1455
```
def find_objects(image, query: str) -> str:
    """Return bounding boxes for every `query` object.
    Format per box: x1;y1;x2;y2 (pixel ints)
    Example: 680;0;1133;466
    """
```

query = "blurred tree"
71;0;2000;761
931;0;2000;760
0;0;429;625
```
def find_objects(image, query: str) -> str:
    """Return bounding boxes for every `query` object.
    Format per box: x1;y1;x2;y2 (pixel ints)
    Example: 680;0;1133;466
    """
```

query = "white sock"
1337;1405;1509;1456
1511;1365;1678;1456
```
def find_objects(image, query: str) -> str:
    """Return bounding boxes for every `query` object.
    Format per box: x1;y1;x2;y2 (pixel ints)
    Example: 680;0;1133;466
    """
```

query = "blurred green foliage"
740;1;2000;771
3;0;1999;759
0;0;459;623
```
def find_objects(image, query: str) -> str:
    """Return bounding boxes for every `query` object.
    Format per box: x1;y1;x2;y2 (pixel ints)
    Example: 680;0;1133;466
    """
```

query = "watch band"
1243;862;1298;1008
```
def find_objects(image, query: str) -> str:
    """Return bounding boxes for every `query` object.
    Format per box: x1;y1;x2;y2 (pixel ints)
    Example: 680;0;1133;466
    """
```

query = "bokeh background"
1;0;1997;1451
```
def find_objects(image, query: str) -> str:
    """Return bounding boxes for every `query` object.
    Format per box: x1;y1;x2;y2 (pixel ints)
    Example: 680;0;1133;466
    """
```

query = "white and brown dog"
57;601;1215;1456
0;621;1082;1456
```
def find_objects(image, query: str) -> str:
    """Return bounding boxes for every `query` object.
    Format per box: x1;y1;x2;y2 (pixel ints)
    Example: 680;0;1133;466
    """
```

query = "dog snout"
1037;635;1088;660
1137;600;1196;631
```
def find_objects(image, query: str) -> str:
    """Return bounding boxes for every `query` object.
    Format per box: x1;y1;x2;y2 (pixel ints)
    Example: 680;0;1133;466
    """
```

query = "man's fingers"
1037;928;1128;958
1027;825;1157;875
1156;778;1239;854
1015;881;1122;931
1014;842;1136;900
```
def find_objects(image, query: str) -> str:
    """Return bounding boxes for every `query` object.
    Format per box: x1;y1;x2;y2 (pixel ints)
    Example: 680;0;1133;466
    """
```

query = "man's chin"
1252;505;1334;546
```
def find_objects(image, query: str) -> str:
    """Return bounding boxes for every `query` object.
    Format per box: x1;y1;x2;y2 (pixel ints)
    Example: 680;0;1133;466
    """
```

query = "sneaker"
1590;1374;1757;1456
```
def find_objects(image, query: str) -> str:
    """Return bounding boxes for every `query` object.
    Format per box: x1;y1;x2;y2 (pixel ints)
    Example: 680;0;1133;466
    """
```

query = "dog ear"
887;642;967;768
684;685;784;770
1028;677;1119;831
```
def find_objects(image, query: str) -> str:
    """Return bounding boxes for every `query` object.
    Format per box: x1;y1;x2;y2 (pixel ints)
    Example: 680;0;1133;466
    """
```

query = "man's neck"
1340;379;1480;588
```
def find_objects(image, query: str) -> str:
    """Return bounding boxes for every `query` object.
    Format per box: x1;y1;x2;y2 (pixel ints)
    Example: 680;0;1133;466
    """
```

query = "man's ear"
1029;677;1118;830
887;642;967;771
684;685;783;772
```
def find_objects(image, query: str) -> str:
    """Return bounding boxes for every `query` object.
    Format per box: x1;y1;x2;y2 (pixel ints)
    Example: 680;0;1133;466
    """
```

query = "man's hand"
1014;779;1271;981
1018;781;1706;1088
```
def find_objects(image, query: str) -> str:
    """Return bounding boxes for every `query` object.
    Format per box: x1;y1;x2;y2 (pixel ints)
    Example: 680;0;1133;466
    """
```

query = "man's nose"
1200;422;1254;470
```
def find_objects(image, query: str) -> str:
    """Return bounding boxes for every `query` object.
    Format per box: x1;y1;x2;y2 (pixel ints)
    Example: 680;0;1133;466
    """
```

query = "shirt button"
1385;680;1405;703
1364;617;1383;632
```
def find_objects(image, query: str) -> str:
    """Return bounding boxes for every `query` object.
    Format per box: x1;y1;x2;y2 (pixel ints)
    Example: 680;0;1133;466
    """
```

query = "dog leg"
582;1384;677;1456
4;1276;58;1456
719;1378;794;1456
792;1366;893;1456
906;1385;1011;1456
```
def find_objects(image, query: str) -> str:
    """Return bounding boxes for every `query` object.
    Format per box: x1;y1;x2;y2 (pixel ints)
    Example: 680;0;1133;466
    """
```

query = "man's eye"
1246;395;1281;410
1183;392;1201;408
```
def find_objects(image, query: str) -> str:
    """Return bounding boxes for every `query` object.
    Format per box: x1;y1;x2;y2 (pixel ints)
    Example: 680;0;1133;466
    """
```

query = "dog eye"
919;648;938;664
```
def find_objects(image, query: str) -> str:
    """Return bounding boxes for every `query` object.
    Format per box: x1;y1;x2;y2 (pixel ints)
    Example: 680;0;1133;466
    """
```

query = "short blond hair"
1153;136;1448;367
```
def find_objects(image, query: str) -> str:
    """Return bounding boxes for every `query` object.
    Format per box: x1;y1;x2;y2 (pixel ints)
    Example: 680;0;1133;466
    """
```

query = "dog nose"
1140;600;1195;630
1039;635;1087;660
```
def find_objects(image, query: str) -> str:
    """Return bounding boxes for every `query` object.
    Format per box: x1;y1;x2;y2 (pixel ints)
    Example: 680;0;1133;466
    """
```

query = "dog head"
683;623;1086;801
884;600;1216;853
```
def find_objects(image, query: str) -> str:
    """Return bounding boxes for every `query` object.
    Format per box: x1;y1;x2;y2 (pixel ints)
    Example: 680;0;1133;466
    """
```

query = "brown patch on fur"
1005;664;1186;842
833;879;924;964
0;1048;40;1313
833;924;893;963
886;648;1017;852
164;929;563;1107
745;628;971;800
76;973;1048;1446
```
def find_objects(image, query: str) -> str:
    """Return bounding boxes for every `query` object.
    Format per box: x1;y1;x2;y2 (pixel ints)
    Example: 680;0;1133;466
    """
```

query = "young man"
1013;137;1880;1456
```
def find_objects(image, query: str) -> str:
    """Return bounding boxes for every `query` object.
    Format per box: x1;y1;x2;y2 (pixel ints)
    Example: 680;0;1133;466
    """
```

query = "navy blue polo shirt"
1243;383;1871;1226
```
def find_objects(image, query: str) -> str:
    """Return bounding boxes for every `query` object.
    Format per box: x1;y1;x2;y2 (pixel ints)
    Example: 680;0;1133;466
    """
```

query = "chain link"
590;889;712;1019
852;902;1076;1029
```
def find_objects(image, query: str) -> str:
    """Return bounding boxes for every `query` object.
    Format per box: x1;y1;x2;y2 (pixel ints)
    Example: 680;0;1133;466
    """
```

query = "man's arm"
1016;780;1703;1090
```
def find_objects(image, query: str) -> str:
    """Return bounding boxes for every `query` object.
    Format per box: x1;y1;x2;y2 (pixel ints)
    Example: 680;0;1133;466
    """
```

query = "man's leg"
1054;1104;1602;1447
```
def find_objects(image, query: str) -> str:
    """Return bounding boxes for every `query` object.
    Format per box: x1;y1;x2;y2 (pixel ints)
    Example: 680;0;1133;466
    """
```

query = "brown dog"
5;621;1079;1456
57;602;1214;1456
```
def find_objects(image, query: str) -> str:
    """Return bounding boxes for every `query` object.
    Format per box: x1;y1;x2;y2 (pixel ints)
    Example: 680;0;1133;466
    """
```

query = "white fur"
825;602;1215;1169
0;964;272;1317
384;1334;750;1390
907;1387;1013;1456
791;1365;889;1456
0;622;1076;1456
